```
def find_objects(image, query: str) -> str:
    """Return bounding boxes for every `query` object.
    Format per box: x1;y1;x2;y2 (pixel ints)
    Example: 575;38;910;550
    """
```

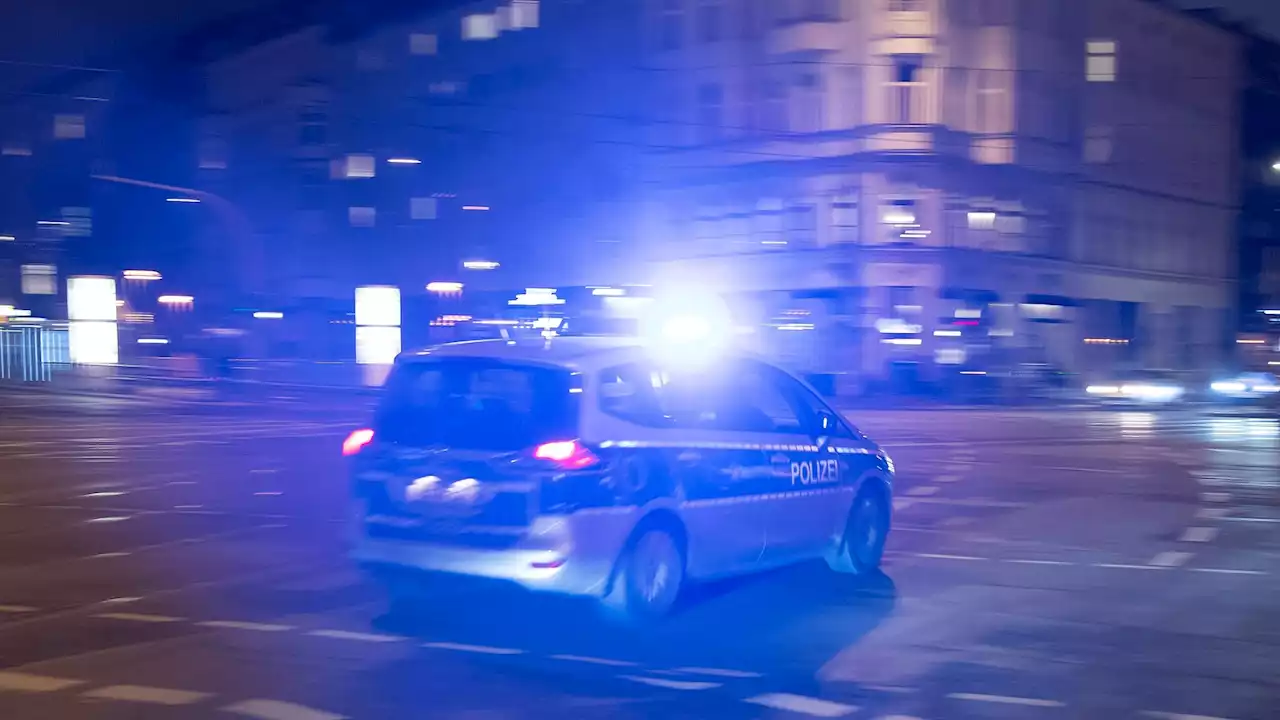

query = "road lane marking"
948;692;1065;708
1191;568;1267;576
1004;559;1074;566
673;667;763;678
550;654;637;667
1196;507;1229;520
1201;492;1231;503
1142;712;1240;720
892;499;915;511
308;629;403;643
87;552;131;558
0;671;83;693
1149;552;1193;568
84;684;211;705
620;675;720;691
422;642;525;655
95;612;184;623
1095;563;1170;571
1180;527;1218;543
745;693;857;717
907;498;1028;509
199;620;295;632
906;486;939;497
0;605;38;613
915;553;986;562
1223;516;1280;524
935;474;961;483
225;699;347;720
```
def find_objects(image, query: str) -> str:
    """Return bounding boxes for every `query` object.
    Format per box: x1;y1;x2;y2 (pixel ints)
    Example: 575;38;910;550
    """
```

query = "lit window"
349;207;376;227
967;211;997;230
345;154;375;179
411;197;438;220
410;33;438;55
54;114;85;139
463;14;499;40
511;0;540;29
1086;40;1116;82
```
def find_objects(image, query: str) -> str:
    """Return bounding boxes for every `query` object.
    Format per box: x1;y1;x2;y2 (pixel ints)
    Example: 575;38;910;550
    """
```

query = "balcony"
767;20;843;56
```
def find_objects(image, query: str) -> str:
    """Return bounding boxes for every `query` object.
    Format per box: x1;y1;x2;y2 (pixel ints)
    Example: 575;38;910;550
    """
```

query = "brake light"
534;440;599;469
343;428;375;456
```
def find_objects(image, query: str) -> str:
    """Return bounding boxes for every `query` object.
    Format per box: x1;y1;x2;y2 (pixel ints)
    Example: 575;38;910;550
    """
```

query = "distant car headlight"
1087;385;1120;395
1212;381;1247;394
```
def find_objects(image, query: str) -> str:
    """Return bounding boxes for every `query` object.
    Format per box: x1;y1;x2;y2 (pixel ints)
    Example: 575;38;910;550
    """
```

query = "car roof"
401;336;649;371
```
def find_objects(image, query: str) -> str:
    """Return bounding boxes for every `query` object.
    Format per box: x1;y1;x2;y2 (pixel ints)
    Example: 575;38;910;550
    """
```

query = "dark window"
696;1;723;43
598;360;807;434
376;359;578;451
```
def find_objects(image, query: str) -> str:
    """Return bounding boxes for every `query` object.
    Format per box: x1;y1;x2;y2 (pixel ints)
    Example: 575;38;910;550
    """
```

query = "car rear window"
375;358;578;451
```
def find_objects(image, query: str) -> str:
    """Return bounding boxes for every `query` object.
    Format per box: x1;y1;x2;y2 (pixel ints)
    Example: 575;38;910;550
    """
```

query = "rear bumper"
349;508;637;596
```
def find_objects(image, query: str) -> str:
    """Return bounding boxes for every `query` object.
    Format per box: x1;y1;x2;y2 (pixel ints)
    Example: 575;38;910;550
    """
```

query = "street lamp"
387;157;421;165
462;260;500;271
427;281;464;294
166;197;200;203
123;270;161;281
158;295;194;306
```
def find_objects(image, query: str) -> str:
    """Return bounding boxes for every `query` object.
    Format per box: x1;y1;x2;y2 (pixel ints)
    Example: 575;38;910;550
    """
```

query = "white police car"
344;336;894;619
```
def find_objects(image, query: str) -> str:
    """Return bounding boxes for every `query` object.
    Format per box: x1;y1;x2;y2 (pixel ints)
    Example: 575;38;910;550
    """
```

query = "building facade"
639;0;1239;384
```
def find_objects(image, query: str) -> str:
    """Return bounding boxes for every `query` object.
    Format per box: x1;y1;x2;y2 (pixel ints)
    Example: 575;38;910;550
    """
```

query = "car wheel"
603;527;685;622
833;490;889;575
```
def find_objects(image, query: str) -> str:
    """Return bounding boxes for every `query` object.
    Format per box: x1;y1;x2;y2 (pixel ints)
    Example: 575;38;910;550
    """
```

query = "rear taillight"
343;428;375;456
533;440;599;469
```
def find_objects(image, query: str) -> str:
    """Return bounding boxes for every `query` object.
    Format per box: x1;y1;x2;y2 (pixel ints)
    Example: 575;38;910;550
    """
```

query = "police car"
344;335;894;619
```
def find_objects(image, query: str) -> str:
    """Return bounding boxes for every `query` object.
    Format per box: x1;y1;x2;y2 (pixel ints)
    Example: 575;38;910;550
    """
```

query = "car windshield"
374;358;578;451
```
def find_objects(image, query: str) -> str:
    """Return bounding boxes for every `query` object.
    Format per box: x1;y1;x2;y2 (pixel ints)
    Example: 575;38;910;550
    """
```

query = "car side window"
762;364;859;440
598;361;808;434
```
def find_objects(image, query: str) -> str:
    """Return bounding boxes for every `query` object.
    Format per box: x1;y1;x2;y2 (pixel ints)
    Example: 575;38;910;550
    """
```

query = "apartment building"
197;0;645;309
640;0;1239;381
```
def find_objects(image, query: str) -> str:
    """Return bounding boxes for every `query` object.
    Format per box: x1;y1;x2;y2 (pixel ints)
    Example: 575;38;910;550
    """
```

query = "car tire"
601;526;685;623
829;488;889;575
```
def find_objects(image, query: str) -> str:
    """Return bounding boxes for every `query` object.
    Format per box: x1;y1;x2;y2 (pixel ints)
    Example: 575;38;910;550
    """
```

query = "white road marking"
906;486;939;497
1149;551;1193;568
1191;568;1267;576
1142;712;1240;720
548;655;635;667
0;671;83;693
892;499;915;511
87;552;131;559
915;553;986;562
101;596;143;604
199;620;295;632
308;629;404;643
948;692;1065;708
1223;516;1280;524
1201;492;1231;503
1095;563;1170;571
422;642;525;655
935;474;962;483
84;684;211;705
1196;507;1230;520
744;693;858;717
225;699;347;720
1180;527;1219;543
1004;558;1074;566
906;497;1028;509
620;675;720;691
673;667;763;678
0;605;38;613
95;612;184;623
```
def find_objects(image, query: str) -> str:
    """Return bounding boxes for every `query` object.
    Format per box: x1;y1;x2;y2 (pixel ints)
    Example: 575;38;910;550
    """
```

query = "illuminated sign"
67;276;118;365
356;286;401;365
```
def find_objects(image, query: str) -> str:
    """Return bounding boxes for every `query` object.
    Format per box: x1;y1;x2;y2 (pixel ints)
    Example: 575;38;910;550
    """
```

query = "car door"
717;361;827;564
596;360;767;579
781;374;882;554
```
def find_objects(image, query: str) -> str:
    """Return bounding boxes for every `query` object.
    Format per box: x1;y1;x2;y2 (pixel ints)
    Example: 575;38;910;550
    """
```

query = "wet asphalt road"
0;393;1278;719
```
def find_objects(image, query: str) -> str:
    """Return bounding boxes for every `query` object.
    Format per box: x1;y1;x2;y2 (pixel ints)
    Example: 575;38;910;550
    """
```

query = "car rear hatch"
353;357;580;546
